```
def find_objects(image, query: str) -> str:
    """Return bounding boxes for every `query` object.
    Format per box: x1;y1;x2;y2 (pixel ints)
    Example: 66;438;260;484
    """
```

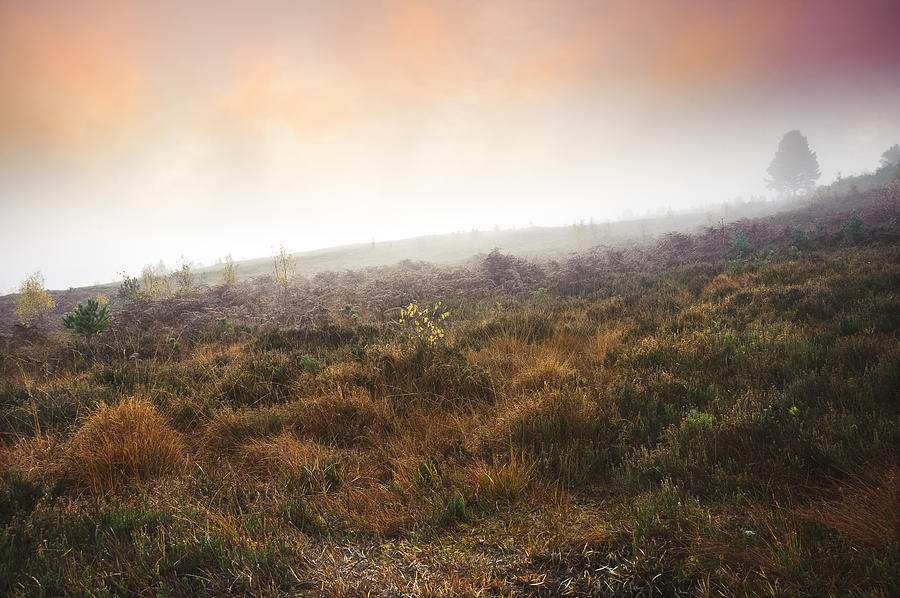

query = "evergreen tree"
62;298;111;336
766;130;821;197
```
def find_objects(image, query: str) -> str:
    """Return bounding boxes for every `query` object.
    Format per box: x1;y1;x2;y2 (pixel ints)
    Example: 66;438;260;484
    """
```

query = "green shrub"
791;226;810;247
299;354;321;375
215;316;235;334
118;273;140;302
730;230;750;257
62;298;110;336
172;262;195;290
0;468;43;524
841;213;863;238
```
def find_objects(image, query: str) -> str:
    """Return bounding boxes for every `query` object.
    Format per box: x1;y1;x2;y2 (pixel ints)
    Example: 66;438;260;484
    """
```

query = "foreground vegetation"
1;185;898;596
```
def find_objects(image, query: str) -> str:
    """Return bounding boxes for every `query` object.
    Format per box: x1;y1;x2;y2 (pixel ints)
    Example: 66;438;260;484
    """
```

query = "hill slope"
0;182;897;596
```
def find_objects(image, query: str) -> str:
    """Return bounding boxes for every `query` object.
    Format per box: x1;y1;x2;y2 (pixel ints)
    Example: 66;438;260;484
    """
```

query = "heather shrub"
481;248;547;292
0;468;43;524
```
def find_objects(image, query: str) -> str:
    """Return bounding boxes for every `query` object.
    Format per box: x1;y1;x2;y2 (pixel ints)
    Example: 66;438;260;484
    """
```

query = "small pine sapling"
62;298;111;336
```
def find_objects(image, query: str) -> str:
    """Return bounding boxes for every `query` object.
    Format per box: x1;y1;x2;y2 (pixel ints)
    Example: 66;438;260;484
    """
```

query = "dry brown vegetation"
0;183;898;596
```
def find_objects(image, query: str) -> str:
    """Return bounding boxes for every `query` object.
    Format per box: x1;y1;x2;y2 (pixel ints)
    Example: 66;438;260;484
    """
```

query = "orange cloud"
384;0;449;70
1;0;896;170
217;55;355;139
0;1;146;161
648;1;788;93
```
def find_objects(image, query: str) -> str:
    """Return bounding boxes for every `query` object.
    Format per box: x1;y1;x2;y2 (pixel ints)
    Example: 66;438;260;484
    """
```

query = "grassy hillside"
0;183;898;596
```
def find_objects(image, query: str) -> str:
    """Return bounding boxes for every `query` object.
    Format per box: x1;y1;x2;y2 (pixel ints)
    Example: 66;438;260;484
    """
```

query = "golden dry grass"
468;451;534;504
200;404;288;454
340;484;416;537
240;432;354;493
512;354;574;391
470;329;579;391
586;324;628;366
292;388;393;446
701;271;750;299
66;397;185;492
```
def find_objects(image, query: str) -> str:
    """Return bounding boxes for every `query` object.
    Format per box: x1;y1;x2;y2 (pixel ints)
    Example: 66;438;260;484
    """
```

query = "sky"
1;0;899;291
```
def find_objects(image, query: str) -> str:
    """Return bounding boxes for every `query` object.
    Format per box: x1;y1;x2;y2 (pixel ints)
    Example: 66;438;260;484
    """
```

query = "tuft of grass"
278;496;326;536
469;452;534;505
66;398;185;492
201;405;288;454
495;391;616;486
340;485;414;538
435;490;468;528
240;433;344;493
289;389;391;446
512;354;574;391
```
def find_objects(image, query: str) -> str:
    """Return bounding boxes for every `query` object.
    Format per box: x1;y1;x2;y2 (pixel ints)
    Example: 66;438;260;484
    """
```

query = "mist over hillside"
3;1;899;595
2;165;896;334
3;1;900;292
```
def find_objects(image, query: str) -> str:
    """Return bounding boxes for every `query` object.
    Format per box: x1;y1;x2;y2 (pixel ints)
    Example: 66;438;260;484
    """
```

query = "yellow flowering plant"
398;301;450;345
